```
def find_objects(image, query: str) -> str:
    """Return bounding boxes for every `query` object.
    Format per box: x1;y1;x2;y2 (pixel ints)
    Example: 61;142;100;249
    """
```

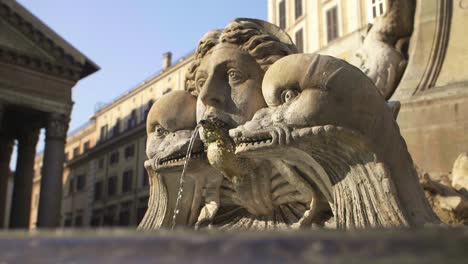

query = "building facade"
268;0;386;59
30;52;194;228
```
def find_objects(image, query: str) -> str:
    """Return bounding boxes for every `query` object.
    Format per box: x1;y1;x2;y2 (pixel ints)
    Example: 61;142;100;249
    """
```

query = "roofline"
90;52;194;119
2;0;100;78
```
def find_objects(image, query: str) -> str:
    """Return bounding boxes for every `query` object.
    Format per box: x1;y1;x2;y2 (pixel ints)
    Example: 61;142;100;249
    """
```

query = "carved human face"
146;91;205;173
195;43;266;127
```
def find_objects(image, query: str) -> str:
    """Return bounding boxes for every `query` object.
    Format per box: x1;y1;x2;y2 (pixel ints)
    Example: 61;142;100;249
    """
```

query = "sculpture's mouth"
157;147;206;167
151;144;207;173
232;132;274;154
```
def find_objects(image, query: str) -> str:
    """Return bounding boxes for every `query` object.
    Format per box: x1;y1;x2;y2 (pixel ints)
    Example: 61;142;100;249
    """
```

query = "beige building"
268;0;386;58
30;52;194;228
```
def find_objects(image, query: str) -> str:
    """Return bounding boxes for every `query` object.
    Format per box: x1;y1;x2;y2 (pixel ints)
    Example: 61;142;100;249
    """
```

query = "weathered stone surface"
418;166;468;226
0;229;467;263
391;0;468;174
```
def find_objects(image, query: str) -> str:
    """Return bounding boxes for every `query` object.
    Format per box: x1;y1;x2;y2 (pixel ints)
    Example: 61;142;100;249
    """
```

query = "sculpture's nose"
199;75;227;109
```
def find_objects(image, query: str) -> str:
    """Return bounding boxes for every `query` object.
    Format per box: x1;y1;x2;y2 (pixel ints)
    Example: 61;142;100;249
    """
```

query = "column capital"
46;113;69;140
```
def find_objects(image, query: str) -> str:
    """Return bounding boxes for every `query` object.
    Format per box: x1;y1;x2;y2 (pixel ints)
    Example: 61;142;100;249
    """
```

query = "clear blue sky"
10;0;266;169
18;0;267;131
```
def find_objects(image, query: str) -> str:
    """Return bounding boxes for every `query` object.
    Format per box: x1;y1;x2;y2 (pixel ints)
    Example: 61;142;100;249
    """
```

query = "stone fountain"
138;3;453;230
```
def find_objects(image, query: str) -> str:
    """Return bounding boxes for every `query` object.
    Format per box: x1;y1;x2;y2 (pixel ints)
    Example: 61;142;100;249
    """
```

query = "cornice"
0;45;81;81
0;1;99;79
91;53;194;118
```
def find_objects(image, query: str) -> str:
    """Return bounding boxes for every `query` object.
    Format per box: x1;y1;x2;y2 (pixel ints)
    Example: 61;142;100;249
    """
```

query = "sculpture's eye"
227;69;246;85
280;89;299;103
196;79;206;90
153;125;168;137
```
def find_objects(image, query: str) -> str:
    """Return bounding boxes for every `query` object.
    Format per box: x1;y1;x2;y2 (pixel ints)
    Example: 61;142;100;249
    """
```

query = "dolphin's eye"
227;69;246;85
281;89;299;103
153;125;168;137
196;78;206;90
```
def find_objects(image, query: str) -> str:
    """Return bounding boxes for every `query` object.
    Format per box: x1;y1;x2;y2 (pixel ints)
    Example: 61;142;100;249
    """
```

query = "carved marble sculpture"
138;90;221;229
141;18;440;230
228;53;440;228
350;0;416;99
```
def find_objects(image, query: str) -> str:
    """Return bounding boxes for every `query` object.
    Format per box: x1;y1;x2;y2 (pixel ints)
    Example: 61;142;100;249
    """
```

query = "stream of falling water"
171;124;201;230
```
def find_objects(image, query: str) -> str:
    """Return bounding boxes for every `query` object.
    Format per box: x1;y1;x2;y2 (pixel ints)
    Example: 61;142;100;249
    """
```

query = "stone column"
37;113;69;228
0;131;14;228
9;127;40;228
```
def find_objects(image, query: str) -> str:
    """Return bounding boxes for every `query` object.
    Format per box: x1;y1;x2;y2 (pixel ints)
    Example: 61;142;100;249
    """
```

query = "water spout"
171;124;201;230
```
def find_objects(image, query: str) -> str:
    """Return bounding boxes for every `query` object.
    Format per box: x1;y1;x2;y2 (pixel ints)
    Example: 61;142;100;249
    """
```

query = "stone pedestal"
0;228;466;263
37;113;68;228
9;127;39;228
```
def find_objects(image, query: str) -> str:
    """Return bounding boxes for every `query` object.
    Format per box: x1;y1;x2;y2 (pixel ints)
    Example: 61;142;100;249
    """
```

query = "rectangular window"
100;125;108;141
326;6;339;42
64;152;69;161
111;118;121;137
98;158;105;170
124;144;135;159
295;0;303;19
122;170;133;193
109;151;119;165
91;210;102;227
295;28;304;53
64;215;72;227
94;181;103;201
76;174;86;191
144;100;154;121
108;176;117;196
279;0;286;29
74;215;83;227
68;178;74;194
73;147;80;158
128;110;137;129
83;141;90;151
103;206;116;226
118;202;132;226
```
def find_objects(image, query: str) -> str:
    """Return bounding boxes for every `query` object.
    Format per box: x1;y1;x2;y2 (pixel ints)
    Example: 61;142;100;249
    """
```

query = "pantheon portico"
0;0;99;228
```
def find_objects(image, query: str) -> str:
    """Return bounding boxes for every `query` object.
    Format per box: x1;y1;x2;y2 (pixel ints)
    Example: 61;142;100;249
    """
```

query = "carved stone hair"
185;18;298;95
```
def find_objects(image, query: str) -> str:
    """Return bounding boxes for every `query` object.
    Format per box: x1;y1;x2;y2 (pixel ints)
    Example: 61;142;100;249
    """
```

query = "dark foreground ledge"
0;228;467;263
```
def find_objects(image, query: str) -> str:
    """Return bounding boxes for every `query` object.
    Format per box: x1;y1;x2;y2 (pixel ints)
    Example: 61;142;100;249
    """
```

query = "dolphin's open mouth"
158;148;206;166
157;148;205;167
232;131;273;154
